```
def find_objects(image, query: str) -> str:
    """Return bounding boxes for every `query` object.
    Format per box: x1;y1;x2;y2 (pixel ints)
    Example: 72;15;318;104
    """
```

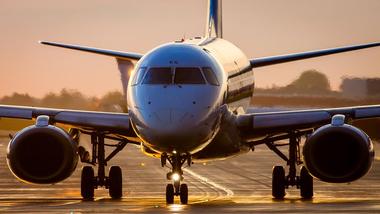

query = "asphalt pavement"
0;135;379;213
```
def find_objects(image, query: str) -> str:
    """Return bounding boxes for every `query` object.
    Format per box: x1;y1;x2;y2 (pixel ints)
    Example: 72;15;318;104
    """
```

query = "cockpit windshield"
174;68;205;84
142;67;172;84
132;67;147;85
142;67;208;85
202;67;219;86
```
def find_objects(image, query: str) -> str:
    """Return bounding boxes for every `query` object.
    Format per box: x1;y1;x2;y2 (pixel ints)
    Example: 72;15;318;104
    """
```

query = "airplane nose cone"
153;109;186;126
134;105;219;153
130;84;222;153
140;107;206;134
164;109;200;126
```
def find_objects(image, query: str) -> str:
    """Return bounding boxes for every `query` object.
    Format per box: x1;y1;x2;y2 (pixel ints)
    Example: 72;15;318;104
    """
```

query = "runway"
0;134;380;213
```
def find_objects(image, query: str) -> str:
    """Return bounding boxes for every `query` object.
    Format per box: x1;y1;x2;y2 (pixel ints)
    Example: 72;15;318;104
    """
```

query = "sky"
0;0;379;97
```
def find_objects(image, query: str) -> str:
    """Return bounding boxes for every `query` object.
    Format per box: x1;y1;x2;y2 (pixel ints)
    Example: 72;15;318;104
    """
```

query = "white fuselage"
127;38;253;157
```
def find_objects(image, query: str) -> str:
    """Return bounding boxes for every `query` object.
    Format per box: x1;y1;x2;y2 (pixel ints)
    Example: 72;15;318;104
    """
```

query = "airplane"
1;0;380;205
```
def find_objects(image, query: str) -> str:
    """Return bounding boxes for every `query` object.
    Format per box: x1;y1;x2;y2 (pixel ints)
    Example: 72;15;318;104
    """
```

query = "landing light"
171;173;180;181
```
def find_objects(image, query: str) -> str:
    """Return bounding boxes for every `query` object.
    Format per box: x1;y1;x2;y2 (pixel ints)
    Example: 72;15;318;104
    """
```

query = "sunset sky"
0;0;379;97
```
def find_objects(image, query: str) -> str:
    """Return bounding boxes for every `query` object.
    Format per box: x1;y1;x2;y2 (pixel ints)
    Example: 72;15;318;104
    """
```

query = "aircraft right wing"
40;41;144;61
0;104;136;137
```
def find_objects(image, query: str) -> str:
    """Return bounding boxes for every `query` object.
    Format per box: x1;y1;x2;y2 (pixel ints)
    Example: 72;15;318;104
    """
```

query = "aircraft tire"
272;166;286;199
81;166;95;200
166;184;175;204
109;166;123;199
300;166;313;199
180;184;188;204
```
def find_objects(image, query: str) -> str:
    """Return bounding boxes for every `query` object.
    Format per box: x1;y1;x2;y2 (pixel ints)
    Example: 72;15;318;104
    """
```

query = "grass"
251;94;380;108
0;118;33;131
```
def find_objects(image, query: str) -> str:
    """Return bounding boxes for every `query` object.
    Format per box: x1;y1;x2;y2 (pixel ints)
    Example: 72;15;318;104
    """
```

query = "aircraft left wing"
227;42;380;79
250;42;380;68
236;105;380;141
0;105;133;135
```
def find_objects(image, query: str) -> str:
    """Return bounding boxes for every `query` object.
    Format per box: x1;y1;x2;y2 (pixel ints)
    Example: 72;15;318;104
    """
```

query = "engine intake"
303;121;374;183
7;121;78;184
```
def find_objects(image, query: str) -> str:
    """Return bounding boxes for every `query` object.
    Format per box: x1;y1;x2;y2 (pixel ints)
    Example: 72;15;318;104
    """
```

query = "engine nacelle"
303;116;374;183
7;118;78;184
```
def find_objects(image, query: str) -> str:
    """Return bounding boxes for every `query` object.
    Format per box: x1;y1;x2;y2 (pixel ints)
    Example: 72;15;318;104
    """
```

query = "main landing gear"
80;132;128;200
161;153;191;204
261;131;314;199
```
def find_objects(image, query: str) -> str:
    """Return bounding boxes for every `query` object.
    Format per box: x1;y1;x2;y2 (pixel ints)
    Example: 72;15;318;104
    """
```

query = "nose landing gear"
162;153;191;204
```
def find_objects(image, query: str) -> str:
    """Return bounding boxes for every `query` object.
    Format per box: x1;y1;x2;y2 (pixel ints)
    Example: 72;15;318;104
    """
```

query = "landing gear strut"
262;131;313;199
162;153;191;204
80;132;128;200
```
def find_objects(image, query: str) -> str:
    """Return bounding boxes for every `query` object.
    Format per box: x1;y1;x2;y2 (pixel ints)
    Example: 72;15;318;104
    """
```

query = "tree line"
255;69;335;95
0;89;127;112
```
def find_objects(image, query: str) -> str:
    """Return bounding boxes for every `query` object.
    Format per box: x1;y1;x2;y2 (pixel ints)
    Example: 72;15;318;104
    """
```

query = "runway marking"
184;168;234;203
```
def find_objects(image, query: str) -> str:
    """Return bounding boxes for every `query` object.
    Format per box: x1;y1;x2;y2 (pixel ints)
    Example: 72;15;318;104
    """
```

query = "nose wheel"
165;179;189;204
179;183;188;204
162;153;191;204
166;184;175;204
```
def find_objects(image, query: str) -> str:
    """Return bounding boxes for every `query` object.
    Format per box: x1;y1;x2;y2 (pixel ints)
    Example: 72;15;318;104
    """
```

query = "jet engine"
303;115;374;183
7;116;78;184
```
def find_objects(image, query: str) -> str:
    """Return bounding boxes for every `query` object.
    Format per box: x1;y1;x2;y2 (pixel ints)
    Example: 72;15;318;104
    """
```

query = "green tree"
284;70;331;94
40;89;94;110
98;91;126;112
0;93;38;106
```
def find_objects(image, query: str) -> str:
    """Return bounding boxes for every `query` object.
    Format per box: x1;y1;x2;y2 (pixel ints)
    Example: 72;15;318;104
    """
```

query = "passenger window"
174;68;206;84
202;67;219;86
142;67;173;84
132;67;147;85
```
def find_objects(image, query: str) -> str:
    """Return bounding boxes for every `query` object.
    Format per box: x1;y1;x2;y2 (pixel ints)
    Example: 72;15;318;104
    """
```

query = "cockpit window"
132;67;147;85
142;67;172;84
202;67;219;86
174;67;206;84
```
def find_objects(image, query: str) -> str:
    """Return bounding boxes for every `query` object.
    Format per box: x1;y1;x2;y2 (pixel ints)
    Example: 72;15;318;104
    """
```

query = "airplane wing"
40;41;143;61
0;105;134;135
236;105;380;142
250;42;380;68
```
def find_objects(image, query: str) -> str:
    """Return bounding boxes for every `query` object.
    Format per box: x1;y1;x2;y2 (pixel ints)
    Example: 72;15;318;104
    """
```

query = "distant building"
341;77;380;98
